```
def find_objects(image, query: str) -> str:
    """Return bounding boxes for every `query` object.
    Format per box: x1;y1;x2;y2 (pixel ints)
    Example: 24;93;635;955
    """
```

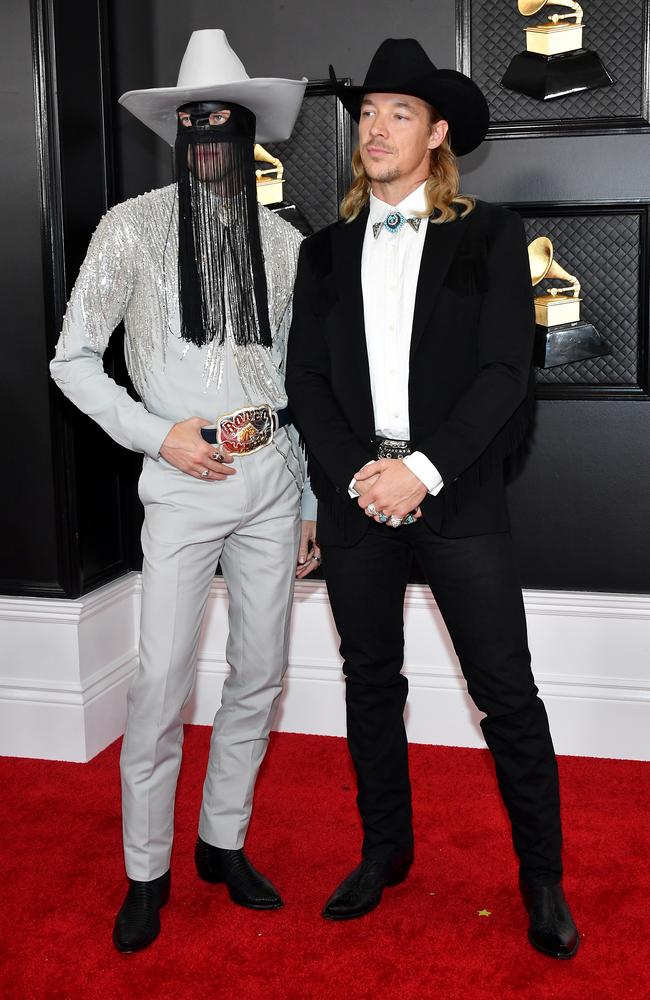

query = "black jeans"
322;519;563;887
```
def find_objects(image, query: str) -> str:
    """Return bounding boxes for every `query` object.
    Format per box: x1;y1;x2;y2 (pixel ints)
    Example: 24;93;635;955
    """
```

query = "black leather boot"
113;870;171;953
322;852;413;920
195;837;283;909
521;881;579;958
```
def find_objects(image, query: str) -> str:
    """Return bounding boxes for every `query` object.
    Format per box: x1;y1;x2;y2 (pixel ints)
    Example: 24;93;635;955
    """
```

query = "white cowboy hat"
119;29;307;146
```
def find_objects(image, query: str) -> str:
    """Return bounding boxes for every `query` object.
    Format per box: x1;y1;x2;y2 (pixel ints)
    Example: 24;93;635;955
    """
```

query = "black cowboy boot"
113;869;171;953
195;837;283;909
521;881;579;958
322;852;413;920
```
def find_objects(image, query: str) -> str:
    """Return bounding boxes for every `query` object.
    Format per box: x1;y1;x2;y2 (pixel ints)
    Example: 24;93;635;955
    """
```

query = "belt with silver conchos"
375;435;411;460
200;404;291;456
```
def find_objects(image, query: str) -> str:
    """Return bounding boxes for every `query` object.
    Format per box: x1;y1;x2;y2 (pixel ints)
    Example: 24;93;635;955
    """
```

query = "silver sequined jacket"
50;184;315;518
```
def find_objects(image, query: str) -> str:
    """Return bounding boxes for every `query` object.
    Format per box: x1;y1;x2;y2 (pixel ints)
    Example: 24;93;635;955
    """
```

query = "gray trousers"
120;428;302;880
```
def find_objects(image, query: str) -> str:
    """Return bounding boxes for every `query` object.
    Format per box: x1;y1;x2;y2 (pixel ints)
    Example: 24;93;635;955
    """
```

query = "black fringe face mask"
174;101;272;349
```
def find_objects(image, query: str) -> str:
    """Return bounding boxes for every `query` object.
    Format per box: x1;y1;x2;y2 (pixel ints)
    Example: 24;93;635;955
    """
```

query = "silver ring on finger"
201;469;210;479
367;503;378;516
211;450;223;463
389;515;403;528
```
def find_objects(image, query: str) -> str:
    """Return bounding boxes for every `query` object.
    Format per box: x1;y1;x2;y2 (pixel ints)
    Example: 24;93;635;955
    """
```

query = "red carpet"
1;729;648;1000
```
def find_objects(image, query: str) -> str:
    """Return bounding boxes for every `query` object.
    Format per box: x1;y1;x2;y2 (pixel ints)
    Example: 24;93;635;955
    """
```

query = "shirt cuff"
403;452;444;496
132;412;176;462
349;461;376;498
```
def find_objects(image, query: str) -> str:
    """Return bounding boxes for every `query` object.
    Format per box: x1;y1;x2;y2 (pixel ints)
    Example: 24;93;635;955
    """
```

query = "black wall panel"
0;0;61;592
0;0;137;597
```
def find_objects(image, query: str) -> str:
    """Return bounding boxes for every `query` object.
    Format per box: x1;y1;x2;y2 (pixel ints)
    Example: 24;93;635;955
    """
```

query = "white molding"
0;573;139;761
1;574;649;762
188;650;650;703
188;579;650;761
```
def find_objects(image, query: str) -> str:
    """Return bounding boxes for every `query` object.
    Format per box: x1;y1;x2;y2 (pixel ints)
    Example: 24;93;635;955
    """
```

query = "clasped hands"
354;458;427;527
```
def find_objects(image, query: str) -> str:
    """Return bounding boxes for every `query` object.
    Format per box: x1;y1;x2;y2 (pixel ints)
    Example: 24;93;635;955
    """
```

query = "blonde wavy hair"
340;111;475;224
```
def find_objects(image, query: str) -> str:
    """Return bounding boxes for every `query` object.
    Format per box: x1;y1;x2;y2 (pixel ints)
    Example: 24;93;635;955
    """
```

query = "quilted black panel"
468;0;646;123
519;212;641;384
266;90;349;233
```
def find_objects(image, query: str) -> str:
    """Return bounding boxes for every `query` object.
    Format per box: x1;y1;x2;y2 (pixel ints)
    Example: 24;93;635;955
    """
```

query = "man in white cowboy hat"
51;29;319;953
287;37;578;958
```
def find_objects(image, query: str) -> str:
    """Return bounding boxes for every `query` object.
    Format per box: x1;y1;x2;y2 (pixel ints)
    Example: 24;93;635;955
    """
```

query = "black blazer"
286;199;536;547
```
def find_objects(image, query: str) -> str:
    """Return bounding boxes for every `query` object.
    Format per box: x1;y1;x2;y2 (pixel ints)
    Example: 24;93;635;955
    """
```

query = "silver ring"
211;451;223;463
367;503;378;516
201;469;210;478
378;511;389;523
389;515;403;528
312;554;321;563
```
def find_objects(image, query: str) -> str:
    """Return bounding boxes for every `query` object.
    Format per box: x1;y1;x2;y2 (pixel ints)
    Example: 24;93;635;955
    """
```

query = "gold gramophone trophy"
253;143;312;235
254;144;285;205
502;1;613;101
528;236;609;367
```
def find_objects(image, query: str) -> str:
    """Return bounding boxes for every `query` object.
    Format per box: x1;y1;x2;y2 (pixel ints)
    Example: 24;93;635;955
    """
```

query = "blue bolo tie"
373;211;423;239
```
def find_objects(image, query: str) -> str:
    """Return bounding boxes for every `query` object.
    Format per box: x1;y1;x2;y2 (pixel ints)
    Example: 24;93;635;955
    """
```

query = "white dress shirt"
350;182;443;498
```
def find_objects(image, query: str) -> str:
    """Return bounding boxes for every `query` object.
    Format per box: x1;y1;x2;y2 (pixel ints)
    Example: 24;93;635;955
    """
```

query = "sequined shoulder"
259;205;303;259
104;185;176;242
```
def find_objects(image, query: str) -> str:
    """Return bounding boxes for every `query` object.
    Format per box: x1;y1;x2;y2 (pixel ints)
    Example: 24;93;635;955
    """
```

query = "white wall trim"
189;651;650;704
1;573;648;762
0;573;139;761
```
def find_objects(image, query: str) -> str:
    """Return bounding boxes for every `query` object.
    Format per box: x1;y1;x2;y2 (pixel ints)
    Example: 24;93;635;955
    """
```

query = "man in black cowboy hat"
286;37;578;958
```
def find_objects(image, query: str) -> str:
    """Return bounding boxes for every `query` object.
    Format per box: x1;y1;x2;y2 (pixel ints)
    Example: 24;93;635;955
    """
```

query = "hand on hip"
160;417;236;481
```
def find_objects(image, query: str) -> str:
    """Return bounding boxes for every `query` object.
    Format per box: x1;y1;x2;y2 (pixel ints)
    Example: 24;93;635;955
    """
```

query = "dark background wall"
109;0;650;593
1;0;139;596
0;0;61;592
1;0;648;595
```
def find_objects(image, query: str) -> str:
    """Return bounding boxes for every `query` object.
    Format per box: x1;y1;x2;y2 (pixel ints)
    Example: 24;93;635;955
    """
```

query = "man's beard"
365;164;401;183
174;131;272;349
360;144;401;184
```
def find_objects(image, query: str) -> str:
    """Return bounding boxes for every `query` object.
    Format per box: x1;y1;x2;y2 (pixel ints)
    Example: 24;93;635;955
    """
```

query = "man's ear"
428;119;449;151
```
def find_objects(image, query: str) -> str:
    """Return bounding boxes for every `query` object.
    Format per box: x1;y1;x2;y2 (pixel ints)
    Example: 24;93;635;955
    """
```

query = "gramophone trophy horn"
529;236;581;298
502;0;613;101
518;0;583;23
526;235;609;369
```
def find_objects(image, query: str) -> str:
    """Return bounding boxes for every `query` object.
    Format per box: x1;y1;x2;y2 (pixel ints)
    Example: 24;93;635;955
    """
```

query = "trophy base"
535;321;610;369
501;49;614;101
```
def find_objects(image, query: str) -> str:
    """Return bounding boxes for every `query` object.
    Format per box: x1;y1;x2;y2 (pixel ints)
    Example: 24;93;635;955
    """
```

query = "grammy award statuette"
527;236;609;368
501;1;614;101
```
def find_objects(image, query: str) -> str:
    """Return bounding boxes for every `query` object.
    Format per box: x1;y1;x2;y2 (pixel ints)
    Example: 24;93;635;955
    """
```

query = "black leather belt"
375;436;411;460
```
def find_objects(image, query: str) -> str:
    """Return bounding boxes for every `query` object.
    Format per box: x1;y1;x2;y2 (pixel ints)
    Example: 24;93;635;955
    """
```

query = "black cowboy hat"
329;37;489;156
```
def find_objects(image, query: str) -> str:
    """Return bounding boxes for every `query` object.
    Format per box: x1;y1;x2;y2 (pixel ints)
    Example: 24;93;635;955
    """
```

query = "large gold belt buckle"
217;403;274;456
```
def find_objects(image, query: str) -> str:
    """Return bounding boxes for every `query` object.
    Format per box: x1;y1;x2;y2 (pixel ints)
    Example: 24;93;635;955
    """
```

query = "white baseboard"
0;575;139;761
186;581;650;762
1;574;649;761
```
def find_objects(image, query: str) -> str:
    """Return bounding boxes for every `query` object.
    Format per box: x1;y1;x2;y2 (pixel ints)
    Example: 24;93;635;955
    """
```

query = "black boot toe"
195;838;282;909
521;882;579;959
